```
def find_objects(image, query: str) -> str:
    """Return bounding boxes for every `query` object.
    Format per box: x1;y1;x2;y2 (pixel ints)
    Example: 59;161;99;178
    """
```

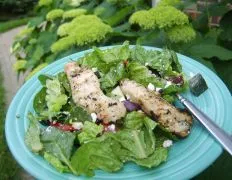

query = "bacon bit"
51;121;76;132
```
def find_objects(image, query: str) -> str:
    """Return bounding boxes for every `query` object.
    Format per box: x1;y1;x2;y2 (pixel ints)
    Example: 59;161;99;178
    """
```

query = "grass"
0;17;31;33
0;67;20;179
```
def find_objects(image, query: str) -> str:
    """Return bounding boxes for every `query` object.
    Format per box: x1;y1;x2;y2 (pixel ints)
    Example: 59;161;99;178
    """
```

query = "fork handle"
177;94;232;156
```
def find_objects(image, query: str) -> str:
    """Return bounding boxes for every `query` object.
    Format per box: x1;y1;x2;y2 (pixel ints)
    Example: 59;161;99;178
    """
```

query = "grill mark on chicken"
65;62;126;123
120;79;192;137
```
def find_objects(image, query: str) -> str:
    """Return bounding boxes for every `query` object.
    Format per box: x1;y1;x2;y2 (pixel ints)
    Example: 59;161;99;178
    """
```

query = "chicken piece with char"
65;62;126;123
120;79;192;137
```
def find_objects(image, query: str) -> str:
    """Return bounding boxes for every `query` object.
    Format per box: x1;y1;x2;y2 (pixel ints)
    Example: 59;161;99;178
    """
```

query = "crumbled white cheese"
147;83;155;91
119;97;126;102
156;87;163;92
165;81;172;88
145;62;149;66
72;122;83;130
91;113;97;122
189;72;195;78
108;124;116;132
125;94;130;100
163;140;173;148
91;67;98;72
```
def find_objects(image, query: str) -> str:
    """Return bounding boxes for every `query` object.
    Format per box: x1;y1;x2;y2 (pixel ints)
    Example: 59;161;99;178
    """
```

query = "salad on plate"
25;42;195;177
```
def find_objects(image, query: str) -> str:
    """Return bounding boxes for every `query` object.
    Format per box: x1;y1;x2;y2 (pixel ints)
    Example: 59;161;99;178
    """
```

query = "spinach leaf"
38;74;53;86
25;113;43;153
41;126;77;174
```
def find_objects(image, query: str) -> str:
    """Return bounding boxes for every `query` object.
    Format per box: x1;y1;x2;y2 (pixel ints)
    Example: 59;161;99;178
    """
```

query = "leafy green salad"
25;42;188;177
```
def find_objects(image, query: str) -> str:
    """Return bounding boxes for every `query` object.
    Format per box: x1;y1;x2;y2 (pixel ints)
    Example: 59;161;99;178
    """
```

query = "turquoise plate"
5;46;232;180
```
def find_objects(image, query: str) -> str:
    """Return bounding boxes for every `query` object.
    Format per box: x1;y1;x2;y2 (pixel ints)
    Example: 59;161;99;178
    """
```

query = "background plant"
11;0;232;90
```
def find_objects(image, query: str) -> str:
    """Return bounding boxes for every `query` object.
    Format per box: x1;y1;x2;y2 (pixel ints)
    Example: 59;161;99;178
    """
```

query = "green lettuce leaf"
33;87;47;114
25;113;43;153
80;41;130;73
57;72;71;94
131;147;168;168
130;46;181;76
71;140;123;176
46;78;68;113
78;121;103;144
100;62;126;90
124;111;157;130
41;126;77;174
127;62;164;87
44;152;70;173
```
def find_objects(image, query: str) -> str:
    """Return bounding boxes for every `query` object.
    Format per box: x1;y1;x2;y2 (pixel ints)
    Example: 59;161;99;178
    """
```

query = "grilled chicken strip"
120;79;192;137
65;62;126;123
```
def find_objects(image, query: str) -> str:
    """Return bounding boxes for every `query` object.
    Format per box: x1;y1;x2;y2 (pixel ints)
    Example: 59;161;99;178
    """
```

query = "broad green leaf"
28;16;44;27
219;10;232;41
187;44;232;61
37;31;57;53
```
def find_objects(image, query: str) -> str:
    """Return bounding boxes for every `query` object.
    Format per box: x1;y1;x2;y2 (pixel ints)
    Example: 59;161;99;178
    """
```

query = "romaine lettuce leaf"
25;113;43;153
44;152;70;173
100;62;126;90
78;121;103;144
46;78;68;113
57;72;71;94
127;62;164;87
130;45;182;76
33;87;47;114
80;41;130;74
131;147;168;168
71;140;123;176
41;126;77;174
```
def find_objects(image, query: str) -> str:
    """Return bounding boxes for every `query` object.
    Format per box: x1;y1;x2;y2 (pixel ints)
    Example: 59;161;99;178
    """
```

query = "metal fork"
177;94;232;156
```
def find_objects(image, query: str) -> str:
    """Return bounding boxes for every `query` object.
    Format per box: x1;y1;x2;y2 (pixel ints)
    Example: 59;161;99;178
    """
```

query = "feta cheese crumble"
72;122;83;130
108;124;116;132
147;83;155;91
163;140;173;148
165;81;172;88
125;94;130;100
119;97;126;102
91;67;98;72
91;112;97;122
156;87;163;92
189;72;194;78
